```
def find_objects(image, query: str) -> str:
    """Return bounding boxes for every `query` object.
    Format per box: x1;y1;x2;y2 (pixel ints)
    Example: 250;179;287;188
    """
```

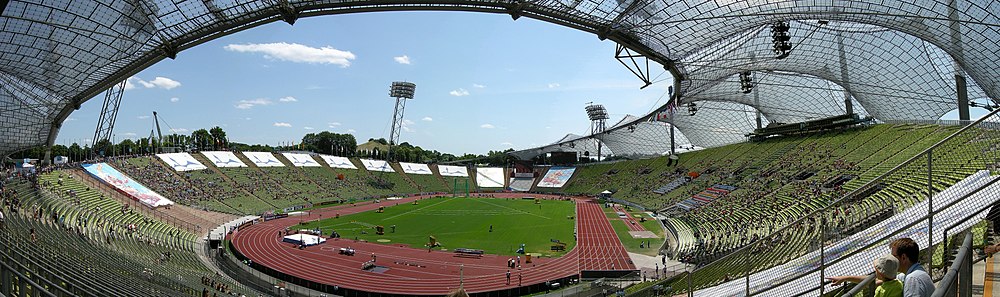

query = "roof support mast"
153;111;164;147
91;79;127;157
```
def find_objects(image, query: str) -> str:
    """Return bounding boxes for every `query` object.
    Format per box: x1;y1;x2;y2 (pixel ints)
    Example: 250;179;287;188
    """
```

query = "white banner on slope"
360;159;394;172
281;153;320;167
399;162;432;175
201;151;247;167
156;153;207;171
320;155;357;169
438;165;469;177
695;170;1000;297
476;167;505;187
243;152;284;167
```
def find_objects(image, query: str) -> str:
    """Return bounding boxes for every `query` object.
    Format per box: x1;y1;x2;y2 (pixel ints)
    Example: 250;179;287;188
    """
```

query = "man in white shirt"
891;238;934;297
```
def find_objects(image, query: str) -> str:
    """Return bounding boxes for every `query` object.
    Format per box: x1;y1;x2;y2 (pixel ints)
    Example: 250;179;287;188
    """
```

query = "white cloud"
65;117;77;121
224;42;356;67
170;128;189;133
393;55;411;64
279;96;297;102
480;124;495;129
235;98;273;109
328;122;341;128
473;84;486;88
548;83;561;88
244;117;252;121
347;129;356;133
273;122;292;127
449;88;470;96
402;126;414;132
304;127;314;130
500;142;513;146
125;76;181;90
169;97;180;103
422;117;433;122
403;119;415;125
149;77;181;89
137;115;150;120
123;132;137;136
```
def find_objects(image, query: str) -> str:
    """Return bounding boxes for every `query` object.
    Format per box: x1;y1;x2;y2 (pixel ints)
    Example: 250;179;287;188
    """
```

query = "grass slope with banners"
297;196;577;257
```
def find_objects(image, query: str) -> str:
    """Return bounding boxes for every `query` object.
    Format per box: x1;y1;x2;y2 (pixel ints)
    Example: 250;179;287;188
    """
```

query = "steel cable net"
613;0;1000;100
597;115;693;157
508;115;694;160
686;71;871;124
670;100;766;149
680;20;965;121
631;113;1000;297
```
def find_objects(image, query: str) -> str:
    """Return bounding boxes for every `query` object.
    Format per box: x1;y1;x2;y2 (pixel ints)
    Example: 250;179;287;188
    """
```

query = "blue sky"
55;12;674;156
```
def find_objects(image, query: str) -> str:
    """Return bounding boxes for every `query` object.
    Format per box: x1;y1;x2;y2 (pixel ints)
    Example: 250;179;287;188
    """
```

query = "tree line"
9;126;515;166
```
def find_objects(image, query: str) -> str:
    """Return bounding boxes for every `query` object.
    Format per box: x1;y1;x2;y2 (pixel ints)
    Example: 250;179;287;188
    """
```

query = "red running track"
612;205;648;232
230;194;635;295
578;201;637;271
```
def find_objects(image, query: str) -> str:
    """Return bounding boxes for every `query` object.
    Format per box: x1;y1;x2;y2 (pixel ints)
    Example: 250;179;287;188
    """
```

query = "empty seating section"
359;163;421;196
672;184;737;212
298;166;373;199
402;173;449;193
187;153;275;214
654;177;689;194
565;124;972;268
509;177;535;191
258;165;329;202
3;176;252;296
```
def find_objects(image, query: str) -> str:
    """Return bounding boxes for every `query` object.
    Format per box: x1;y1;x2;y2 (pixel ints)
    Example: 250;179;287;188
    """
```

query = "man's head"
873;254;899;281
890;237;920;271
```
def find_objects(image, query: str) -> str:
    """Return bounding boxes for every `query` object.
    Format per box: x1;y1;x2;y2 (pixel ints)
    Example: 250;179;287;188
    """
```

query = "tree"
191;129;212;150
209;126;227;149
118;139;136;155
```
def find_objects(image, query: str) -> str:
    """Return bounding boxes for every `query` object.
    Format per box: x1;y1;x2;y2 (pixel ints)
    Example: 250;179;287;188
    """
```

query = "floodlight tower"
585;103;609;161
388;81;416;161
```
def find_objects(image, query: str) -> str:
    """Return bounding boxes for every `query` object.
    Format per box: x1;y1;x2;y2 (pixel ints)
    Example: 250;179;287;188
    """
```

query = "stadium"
1;1;999;297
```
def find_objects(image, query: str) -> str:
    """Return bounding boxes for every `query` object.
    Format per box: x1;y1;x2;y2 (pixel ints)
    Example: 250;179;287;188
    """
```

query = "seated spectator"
873;254;902;297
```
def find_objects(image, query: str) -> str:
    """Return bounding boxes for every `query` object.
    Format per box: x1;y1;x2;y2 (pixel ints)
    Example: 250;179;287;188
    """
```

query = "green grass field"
297;196;577;257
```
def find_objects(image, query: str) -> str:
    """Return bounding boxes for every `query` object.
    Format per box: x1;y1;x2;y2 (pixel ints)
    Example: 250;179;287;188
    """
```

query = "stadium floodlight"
771;21;791;59
585;103;609;161
389;81;416;99
585;104;610;121
687;102;699;116
388;81;416;161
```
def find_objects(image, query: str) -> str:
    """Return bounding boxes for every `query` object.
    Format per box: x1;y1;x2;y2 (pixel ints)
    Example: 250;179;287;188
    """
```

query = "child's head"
873;254;899;281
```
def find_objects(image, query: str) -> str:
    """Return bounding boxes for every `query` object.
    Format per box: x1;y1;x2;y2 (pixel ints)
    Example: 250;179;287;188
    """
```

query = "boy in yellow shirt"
874;254;903;297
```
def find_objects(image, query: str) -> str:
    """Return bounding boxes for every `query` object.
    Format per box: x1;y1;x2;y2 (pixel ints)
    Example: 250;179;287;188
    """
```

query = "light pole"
387;81;416;161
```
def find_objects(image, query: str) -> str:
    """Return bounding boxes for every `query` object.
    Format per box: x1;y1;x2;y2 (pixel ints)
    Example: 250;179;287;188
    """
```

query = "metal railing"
628;108;1000;297
932;232;973;297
